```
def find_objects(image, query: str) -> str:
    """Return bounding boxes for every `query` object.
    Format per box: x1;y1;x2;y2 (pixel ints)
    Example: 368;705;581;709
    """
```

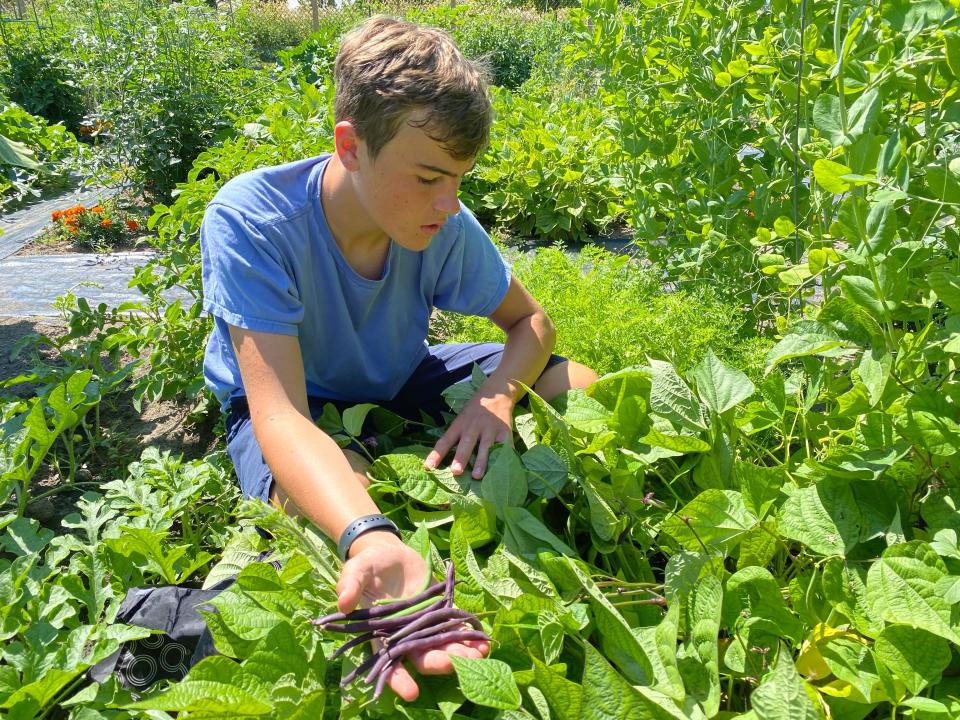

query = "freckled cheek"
388;190;421;215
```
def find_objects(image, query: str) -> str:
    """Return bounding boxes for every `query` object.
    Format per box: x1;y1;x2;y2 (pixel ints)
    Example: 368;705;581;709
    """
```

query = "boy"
200;16;597;701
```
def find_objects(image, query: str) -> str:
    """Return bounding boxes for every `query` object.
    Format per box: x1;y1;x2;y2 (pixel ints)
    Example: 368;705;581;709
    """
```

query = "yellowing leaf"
815;48;837;65
773;216;796;236
808;248;839;274
814;159;854;194
727;59;750;78
796;625;867;682
778;265;812;286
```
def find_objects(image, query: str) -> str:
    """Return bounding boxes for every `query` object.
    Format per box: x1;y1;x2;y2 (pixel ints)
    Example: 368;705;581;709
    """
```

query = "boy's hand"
424;391;514;479
337;533;489;701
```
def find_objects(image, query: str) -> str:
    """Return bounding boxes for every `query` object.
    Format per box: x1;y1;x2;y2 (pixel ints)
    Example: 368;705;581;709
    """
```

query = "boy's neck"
321;153;391;261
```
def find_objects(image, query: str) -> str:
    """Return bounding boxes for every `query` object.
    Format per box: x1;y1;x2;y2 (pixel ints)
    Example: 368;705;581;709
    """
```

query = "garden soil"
1;316;221;530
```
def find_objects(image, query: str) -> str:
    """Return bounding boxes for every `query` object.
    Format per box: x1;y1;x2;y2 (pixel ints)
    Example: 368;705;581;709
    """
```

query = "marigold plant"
48;200;144;251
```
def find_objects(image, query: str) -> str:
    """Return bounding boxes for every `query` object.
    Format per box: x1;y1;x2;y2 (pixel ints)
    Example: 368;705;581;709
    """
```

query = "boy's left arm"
425;275;556;478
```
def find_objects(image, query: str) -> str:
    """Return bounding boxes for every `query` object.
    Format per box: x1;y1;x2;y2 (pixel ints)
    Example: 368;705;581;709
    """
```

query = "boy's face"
352;111;475;251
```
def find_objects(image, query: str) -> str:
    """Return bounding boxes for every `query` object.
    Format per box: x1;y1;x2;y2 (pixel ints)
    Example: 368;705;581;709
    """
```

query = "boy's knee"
533;359;599;401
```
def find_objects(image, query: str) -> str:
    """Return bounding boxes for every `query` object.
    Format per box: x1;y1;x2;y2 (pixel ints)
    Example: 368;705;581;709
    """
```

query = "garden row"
1;0;960;717
0;0;565;213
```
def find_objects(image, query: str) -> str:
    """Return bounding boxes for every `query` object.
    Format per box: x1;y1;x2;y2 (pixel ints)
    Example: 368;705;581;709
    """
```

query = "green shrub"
276;26;342;89
66;0;264;200
410;6;529;89
0;103;79;211
272;3;562;91
461;85;624;243
239;1;369;62
431;244;758;375
0;30;86;132
238;2;316;61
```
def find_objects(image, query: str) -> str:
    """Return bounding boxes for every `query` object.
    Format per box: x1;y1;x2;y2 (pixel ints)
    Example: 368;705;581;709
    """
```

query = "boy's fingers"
386;661;420;701
409;641;487;675
336;560;373;614
471;436;493;479
450;433;478;475
425;426;459;469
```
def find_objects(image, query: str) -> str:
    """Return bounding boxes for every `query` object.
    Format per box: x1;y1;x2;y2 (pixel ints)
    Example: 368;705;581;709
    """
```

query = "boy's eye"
417;176;440;185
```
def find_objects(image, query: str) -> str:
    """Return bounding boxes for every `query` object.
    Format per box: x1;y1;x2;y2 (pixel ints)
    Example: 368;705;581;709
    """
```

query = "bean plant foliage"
2;341;959;717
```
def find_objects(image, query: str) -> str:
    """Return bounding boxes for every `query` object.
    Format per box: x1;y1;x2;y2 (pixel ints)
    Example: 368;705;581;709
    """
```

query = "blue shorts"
224;342;567;503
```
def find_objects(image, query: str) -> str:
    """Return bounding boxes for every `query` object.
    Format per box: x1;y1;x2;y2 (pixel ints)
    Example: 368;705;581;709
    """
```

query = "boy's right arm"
227;324;406;561
227;325;489;701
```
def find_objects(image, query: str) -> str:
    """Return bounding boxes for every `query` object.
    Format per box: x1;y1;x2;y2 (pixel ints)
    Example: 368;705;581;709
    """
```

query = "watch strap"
337;514;401;561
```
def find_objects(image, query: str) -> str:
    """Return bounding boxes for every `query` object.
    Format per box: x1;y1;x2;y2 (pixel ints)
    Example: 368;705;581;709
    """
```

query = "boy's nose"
434;185;460;216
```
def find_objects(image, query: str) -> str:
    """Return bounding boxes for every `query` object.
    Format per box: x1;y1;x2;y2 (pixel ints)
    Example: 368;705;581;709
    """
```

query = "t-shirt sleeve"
432;205;511;317
200;202;304;335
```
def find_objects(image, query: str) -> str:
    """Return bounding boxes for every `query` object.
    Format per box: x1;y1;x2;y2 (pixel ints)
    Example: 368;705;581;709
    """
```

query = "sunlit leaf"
866;542;960;645
813;158;854;193
662;490;757;552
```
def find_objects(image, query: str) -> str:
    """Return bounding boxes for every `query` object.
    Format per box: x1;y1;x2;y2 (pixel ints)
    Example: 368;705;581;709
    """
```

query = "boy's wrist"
338;514;402;560
347;529;406;558
477;377;522;405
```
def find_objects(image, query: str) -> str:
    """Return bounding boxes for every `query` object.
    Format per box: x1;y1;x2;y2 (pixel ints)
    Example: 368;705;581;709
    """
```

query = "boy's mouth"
421;224;441;234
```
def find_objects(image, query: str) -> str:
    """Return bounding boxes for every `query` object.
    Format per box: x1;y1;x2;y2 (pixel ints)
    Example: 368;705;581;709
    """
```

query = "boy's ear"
334;121;363;171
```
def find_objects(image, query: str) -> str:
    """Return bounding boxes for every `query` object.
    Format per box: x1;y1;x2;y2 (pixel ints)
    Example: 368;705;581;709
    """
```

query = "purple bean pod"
340;651;379;688
312;579;447;626
362;627;490;688
444;560;456;608
320;595;447;633
385;616;483;648
364;644;396;685
372;657;398;701
382;606;476;646
330;630;376;661
386;629;492;661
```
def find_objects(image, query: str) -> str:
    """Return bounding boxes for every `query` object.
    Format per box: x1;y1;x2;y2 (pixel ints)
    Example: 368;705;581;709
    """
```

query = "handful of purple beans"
312;561;490;700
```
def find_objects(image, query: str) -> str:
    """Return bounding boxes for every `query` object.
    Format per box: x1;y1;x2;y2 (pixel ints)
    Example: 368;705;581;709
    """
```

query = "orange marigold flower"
91;205;104;214
52;210;62;221
68;225;78;235
100;219;113;228
126;219;139;231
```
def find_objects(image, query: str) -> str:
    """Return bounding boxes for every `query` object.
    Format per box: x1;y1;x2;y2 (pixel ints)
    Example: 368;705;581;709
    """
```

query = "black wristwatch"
337;514;402;561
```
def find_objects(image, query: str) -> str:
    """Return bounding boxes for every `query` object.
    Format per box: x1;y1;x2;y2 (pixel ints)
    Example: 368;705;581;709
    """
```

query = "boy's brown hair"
333;16;492;161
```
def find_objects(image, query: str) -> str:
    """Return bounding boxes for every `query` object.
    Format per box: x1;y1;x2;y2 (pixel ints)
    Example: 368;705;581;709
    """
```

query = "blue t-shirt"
200;154;511;411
